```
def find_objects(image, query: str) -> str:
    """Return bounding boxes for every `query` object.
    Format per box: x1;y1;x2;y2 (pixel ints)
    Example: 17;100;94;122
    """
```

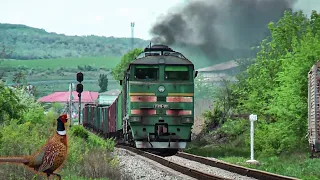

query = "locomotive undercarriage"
83;117;191;156
127;120;191;156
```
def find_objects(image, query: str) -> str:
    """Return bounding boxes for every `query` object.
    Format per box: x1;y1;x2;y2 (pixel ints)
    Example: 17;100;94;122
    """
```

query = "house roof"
38;91;99;103
196;60;238;72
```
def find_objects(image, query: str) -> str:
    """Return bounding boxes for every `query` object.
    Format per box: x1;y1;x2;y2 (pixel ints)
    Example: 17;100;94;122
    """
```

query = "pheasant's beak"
61;118;68;123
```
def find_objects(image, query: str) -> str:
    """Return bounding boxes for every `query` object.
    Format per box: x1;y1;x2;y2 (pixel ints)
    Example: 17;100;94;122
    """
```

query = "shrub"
70;125;89;140
80;149;121;179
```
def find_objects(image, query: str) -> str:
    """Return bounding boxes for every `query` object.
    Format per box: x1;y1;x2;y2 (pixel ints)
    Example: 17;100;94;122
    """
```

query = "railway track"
117;145;228;180
175;152;299;180
117;145;299;180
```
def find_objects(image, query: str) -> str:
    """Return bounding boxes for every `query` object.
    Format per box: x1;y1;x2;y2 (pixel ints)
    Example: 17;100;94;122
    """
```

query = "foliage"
0;45;10;79
111;48;143;81
65;126;119;179
201;10;320;157
80;149;121;179
202;79;238;131
220;10;320;156
0;23;148;59
0;81;25;123
12;71;27;88
217;119;249;139
0;87;120;179
70;125;89;140
98;73;108;92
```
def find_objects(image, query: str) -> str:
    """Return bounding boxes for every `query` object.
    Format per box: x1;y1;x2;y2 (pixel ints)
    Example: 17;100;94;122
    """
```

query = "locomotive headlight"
182;117;193;123
130;116;141;122
158;85;165;93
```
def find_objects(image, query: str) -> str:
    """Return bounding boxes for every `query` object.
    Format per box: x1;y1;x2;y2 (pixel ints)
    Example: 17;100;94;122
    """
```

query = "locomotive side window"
134;65;159;80
165;66;190;81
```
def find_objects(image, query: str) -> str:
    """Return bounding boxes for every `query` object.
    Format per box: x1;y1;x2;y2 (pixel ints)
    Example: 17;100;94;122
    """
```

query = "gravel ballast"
114;147;257;180
114;148;196;180
164;156;257;180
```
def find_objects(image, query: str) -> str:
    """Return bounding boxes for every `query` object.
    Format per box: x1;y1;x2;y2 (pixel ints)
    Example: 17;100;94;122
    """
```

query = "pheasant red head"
60;114;68;123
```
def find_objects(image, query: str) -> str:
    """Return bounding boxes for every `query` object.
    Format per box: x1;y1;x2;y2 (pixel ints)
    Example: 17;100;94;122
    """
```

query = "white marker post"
246;114;259;164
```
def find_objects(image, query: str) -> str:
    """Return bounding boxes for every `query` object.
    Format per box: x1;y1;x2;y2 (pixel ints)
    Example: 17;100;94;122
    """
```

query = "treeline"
204;10;320;156
0;23;149;60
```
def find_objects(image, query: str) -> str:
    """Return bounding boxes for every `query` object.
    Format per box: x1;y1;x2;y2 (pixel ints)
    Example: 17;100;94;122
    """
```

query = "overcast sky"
0;0;185;40
1;0;319;40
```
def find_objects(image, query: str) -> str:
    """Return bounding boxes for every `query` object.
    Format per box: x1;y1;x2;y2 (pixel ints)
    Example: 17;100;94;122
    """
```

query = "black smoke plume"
150;0;298;63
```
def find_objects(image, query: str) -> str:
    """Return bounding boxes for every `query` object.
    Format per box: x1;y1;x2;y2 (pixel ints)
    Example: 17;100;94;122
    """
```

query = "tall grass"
187;139;320;180
0;110;123;180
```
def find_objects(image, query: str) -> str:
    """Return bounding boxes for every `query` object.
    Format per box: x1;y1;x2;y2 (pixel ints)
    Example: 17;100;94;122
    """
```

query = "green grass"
1;57;121;69
186;145;319;180
219;155;320;180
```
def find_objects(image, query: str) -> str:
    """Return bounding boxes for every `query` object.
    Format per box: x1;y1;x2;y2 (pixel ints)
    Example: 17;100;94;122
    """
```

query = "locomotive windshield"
134;65;159;80
165;65;190;81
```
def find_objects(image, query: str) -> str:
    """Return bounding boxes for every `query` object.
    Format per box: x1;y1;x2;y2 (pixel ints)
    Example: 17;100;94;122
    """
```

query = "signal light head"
77;72;83;82
76;83;83;94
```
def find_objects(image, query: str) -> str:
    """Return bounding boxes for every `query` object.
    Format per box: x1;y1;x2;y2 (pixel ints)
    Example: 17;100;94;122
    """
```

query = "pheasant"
0;114;69;180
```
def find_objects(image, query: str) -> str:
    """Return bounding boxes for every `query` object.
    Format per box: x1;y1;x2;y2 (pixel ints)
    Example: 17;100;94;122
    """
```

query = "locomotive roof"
130;55;193;65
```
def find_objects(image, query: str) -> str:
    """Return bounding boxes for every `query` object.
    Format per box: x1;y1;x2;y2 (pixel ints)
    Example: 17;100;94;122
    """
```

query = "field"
1;57;122;98
1;57;121;69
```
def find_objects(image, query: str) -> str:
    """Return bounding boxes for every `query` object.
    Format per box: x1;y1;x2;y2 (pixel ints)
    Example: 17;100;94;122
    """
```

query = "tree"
12;71;27;88
0;45;11;80
111;48;143;81
0;81;25;123
229;10;320;155
98;74;108;93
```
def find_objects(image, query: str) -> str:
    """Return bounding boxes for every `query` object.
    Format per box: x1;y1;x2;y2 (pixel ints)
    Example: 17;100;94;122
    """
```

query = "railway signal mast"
76;72;84;125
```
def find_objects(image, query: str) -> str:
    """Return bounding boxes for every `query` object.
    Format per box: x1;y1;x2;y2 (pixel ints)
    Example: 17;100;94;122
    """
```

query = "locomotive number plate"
154;104;169;108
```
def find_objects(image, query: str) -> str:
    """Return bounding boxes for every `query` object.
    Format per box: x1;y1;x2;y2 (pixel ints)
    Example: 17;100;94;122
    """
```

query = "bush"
63;126;119;179
218;119;249;139
0;86;121;179
70;125;89;140
80;149;121;179
251;120;300;157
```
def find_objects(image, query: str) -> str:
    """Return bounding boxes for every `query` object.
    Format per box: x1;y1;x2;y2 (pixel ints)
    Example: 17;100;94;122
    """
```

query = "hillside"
0;23;149;59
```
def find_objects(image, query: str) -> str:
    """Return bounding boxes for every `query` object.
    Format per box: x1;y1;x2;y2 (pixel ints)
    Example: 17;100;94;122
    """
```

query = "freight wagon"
82;44;198;155
308;62;320;157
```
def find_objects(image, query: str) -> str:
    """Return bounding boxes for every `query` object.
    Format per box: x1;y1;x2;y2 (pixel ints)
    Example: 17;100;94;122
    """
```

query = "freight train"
82;44;198;155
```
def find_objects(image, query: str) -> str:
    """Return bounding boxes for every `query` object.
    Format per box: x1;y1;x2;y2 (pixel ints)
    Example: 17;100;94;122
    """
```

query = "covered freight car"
308;61;320;157
82;91;123;138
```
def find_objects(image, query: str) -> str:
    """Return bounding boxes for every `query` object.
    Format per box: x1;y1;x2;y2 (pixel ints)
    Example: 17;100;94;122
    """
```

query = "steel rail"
176;152;300;180
117;145;232;180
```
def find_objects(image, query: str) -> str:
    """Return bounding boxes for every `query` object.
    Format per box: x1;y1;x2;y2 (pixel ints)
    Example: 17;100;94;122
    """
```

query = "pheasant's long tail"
0;156;29;164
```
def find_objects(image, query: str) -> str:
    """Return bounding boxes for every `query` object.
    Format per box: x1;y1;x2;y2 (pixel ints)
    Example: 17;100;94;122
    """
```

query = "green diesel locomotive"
83;44;198;155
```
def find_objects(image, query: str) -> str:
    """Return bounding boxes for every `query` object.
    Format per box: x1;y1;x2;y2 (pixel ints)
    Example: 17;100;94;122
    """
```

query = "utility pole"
131;22;135;50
